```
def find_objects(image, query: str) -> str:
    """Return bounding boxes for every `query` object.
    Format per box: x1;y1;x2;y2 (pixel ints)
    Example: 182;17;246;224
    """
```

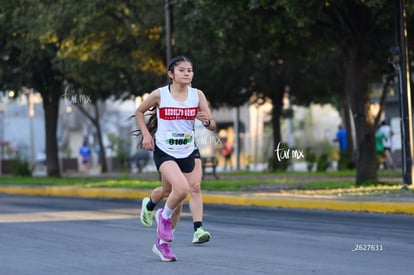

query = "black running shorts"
153;145;197;173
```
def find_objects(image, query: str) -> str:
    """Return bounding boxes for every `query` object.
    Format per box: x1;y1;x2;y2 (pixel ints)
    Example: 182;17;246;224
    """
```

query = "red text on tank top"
159;107;198;120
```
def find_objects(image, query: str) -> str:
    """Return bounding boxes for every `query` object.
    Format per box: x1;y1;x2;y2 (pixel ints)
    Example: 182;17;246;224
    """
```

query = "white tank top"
155;85;199;158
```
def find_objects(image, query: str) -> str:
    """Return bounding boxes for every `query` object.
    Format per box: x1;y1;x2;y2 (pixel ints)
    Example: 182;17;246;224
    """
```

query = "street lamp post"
29;89;35;165
394;0;413;187
0;92;9;175
165;0;174;65
0;110;3;175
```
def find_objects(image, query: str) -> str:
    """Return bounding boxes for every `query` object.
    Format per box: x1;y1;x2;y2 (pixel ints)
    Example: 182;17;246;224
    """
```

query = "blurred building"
1;89;349;173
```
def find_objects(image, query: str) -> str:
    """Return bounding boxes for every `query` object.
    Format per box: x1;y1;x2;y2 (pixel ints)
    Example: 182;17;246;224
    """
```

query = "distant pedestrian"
79;142;92;170
333;125;347;152
378;121;395;169
221;137;233;171
375;126;387;169
333;125;348;170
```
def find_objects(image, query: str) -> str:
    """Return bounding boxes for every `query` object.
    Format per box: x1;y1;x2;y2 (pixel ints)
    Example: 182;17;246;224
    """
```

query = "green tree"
0;0;79;176
54;0;166;173
310;0;396;185
1;0;167;175
173;0;341;170
181;0;401;184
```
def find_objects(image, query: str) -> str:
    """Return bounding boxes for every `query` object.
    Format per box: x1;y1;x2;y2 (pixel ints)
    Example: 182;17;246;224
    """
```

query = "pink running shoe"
155;209;173;242
152;239;177;262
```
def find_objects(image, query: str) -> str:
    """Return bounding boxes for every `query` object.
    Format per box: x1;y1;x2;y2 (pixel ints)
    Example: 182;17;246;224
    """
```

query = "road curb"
201;193;414;214
1;186;413;215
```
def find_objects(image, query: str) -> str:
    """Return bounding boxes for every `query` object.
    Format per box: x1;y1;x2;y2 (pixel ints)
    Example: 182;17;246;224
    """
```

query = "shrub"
268;143;291;171
12;158;32;176
316;153;330;172
305;148;316;172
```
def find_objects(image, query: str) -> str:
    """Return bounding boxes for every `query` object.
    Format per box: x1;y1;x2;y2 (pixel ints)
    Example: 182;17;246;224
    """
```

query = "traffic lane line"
0;208;138;223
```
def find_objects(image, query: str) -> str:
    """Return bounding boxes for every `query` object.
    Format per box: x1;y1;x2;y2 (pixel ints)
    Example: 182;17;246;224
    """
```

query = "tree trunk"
341;89;356;169
270;82;286;171
343;45;377;185
93;102;107;173
76;101;108;173
43;99;61;177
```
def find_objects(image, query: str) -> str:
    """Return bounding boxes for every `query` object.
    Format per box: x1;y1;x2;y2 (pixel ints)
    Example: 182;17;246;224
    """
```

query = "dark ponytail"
129;106;157;148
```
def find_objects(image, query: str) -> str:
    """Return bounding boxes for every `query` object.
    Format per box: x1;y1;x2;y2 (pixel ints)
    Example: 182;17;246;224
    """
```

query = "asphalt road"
0;194;413;275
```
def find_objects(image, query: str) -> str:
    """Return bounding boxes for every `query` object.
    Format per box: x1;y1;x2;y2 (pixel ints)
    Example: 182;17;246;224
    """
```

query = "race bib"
165;131;193;150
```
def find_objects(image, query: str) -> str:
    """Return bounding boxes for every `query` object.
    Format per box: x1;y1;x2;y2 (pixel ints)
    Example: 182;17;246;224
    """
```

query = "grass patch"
221;169;358;177
0;176;161;189
0;176;291;191
0;170;406;194
201;180;283;191
0;176;101;186
80;180;162;189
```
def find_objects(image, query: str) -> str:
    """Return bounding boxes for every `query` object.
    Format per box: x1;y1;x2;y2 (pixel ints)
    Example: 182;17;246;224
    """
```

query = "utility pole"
165;0;174;66
234;106;240;170
0;109;3;175
394;0;413;188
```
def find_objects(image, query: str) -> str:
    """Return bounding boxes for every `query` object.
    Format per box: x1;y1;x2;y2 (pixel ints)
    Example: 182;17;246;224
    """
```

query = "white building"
0;90;345;173
0;91;45;163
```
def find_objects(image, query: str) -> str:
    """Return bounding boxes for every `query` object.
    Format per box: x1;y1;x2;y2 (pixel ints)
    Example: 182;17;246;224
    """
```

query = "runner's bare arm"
197;90;216;131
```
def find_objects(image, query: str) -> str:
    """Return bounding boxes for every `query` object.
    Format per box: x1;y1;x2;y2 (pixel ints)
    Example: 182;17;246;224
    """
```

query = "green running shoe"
140;197;153;227
192;227;211;244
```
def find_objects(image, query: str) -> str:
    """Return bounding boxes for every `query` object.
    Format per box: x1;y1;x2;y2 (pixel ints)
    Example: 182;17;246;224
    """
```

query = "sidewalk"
1;184;413;215
3;165;413;215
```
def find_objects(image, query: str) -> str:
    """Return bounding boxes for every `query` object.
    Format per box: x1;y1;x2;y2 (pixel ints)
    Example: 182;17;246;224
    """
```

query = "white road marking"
0;209;192;223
